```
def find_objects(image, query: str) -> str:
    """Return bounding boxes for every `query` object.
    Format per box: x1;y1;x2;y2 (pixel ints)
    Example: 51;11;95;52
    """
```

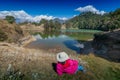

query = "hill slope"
0;19;28;43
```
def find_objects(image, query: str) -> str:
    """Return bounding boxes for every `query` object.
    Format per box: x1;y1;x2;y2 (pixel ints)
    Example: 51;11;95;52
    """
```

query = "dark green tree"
54;21;61;30
48;20;54;31
5;16;15;24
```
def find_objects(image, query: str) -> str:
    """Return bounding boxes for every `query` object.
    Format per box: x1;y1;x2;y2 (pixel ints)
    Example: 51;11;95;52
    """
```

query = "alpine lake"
26;29;102;54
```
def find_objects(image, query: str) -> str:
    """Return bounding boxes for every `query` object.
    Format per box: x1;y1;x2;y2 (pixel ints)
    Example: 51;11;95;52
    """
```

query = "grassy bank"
62;29;103;41
0;43;120;80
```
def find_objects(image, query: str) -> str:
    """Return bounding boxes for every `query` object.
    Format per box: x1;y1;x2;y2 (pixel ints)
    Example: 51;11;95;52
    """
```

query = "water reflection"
63;40;84;53
27;32;87;53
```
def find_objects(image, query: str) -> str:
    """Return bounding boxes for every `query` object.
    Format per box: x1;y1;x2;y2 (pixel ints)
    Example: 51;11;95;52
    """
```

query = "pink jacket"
56;59;79;76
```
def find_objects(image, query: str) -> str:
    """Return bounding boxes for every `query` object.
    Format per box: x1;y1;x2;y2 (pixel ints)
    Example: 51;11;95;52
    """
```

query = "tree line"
39;19;61;32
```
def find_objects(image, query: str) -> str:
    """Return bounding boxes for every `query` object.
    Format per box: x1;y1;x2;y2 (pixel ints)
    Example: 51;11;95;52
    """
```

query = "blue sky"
0;0;120;22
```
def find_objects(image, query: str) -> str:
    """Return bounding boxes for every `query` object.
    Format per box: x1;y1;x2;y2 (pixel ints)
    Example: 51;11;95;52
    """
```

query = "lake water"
26;30;100;53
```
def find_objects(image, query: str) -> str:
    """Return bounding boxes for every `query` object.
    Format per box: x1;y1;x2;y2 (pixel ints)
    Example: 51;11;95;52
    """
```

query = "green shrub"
5;16;15;24
0;29;8;41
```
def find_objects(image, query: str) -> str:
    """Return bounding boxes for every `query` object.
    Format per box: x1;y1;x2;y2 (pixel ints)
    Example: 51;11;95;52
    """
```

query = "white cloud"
59;17;68;20
0;10;67;23
75;5;106;15
73;15;77;17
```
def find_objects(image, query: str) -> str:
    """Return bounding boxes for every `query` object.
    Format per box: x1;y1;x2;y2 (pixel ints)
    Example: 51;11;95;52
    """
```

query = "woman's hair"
59;61;65;65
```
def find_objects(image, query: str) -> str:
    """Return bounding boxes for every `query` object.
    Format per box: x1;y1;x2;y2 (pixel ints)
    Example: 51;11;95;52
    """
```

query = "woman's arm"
56;63;63;76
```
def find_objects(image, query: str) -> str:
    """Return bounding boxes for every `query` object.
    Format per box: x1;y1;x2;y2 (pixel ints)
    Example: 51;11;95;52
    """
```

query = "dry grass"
0;19;29;43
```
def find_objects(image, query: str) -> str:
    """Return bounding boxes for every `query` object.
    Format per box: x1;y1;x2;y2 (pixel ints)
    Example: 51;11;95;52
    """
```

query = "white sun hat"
57;52;69;62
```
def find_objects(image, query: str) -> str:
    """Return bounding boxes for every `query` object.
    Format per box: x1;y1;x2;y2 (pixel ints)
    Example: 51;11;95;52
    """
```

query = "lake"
26;30;102;54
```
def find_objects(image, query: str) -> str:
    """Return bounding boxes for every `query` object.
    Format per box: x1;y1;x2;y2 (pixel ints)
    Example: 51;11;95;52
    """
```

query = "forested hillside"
66;8;120;31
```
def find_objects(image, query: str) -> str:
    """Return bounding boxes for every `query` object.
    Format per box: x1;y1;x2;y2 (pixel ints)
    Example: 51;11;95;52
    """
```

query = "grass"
0;44;120;80
81;54;120;80
61;29;103;33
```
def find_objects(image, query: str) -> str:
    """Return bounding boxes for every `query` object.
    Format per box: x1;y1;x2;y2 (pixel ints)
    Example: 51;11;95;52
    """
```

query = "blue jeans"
76;65;84;73
78;65;84;71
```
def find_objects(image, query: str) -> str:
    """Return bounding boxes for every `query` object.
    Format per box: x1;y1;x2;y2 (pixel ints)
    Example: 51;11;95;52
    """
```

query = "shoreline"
18;35;36;47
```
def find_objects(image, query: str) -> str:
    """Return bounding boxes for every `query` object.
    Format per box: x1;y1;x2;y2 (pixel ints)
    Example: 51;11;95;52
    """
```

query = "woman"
56;52;84;76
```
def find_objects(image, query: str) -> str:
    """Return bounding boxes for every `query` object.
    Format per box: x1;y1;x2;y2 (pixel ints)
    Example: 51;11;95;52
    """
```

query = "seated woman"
56;52;84;76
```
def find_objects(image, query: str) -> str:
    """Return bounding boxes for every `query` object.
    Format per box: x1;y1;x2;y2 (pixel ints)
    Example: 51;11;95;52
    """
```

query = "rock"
93;30;120;62
18;35;36;47
108;50;120;62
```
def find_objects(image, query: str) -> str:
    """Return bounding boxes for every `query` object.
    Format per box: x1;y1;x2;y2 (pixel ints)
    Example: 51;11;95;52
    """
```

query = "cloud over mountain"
0;10;67;23
75;5;106;15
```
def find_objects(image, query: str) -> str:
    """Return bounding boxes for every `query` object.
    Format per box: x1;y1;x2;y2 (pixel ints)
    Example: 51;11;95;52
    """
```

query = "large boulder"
93;30;120;62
